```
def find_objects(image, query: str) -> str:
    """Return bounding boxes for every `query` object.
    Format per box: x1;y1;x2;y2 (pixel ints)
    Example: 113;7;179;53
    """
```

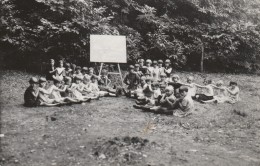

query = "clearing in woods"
1;70;260;166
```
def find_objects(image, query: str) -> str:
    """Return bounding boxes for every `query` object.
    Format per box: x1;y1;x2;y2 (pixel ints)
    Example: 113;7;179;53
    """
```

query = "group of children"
24;58;240;117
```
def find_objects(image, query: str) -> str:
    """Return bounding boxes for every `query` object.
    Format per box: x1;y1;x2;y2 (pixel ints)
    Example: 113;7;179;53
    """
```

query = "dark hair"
229;81;237;86
179;86;189;93
54;79;60;84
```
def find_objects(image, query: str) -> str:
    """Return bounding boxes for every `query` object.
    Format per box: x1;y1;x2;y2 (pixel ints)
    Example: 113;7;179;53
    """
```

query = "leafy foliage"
1;0;260;73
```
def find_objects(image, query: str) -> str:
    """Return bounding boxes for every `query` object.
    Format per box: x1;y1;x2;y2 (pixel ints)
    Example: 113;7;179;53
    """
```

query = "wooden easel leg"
117;63;124;86
99;63;103;76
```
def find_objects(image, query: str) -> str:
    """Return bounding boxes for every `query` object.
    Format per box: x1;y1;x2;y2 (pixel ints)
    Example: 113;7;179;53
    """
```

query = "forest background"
1;0;260;73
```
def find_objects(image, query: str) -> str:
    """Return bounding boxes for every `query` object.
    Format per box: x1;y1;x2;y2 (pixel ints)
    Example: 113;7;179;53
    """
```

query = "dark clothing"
193;94;213;101
64;69;73;77
123;72;140;90
98;76;109;86
168;82;182;98
139;67;148;75
24;86;38;107
46;65;55;81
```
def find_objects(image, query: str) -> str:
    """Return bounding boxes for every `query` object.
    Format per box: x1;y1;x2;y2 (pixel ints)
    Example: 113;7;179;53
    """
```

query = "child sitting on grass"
50;78;79;104
158;73;168;93
69;76;91;102
133;82;161;109
73;66;83;81
133;76;146;99
134;64;143;77
180;76;197;98
172;86;194;117
158;60;164;76
200;80;228;104
149;86;176;114
24;77;40;107
152;60;160;81
123;65;140;97
193;79;214;102
36;77;60;107
46;59;56;82
88;75;116;97
146;59;154;77
53;60;65;81
64;63;73;78
98;69;119;97
135;77;154;105
168;74;182;97
164;59;172;80
60;76;73;98
225;81;240;104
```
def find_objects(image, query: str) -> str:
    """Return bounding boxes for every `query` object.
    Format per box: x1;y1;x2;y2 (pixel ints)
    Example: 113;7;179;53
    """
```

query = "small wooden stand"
99;63;124;86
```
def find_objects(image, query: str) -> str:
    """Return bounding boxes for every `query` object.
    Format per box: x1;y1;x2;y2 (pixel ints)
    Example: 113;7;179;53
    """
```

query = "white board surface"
90;35;127;63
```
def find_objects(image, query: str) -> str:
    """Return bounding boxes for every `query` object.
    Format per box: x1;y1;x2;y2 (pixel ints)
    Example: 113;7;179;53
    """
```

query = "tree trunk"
200;43;204;72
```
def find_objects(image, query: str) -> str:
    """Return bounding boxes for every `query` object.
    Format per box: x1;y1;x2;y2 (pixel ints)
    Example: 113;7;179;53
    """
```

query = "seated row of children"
24;72;121;107
129;71;240;116
24;58;240;117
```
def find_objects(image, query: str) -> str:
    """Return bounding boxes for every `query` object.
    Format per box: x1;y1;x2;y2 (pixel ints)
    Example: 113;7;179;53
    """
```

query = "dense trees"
1;0;260;73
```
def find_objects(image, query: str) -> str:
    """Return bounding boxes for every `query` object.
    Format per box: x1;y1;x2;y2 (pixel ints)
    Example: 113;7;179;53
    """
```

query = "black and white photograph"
0;0;260;165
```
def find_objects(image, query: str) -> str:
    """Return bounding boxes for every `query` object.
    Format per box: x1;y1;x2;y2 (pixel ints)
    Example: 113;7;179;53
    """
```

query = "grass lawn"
1;70;260;166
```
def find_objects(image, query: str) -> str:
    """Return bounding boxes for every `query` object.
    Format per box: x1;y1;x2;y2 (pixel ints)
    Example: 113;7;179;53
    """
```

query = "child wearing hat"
123;65;140;97
164;59;172;80
172;86;194;117
37;77;60;106
152;60;160;81
24;77;40;107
